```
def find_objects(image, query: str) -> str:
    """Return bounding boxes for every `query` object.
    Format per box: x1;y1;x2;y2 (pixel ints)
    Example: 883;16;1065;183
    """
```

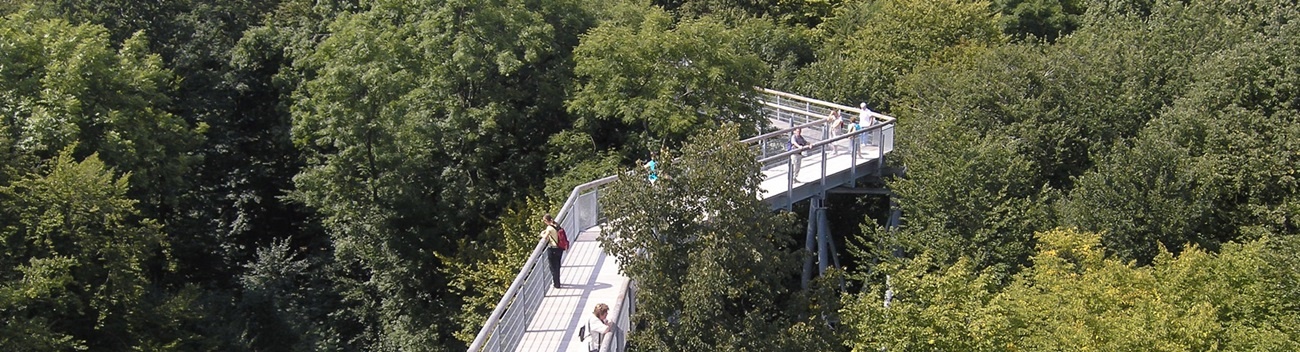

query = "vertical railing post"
787;152;795;211
819;144;827;188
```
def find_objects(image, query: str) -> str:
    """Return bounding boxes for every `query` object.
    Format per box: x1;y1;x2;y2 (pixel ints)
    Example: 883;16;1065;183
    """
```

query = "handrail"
468;175;619;351
754;122;890;165
596;276;635;352
741;118;825;144
756;87;895;123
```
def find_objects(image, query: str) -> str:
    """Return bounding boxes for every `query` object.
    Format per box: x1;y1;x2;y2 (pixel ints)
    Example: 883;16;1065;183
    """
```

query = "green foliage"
993;0;1084;41
844;229;1300;351
728;16;817;90
568;8;768;149
601;124;827;350
1058;134;1215;264
1059;0;1300;263
439;198;552;344
0;10;203;210
288;0;590;348
883;114;1054;278
796;0;1005;109
0;148;174;350
842;254;1002;350
882;0;1300;276
1;0;1296;349
660;0;844;27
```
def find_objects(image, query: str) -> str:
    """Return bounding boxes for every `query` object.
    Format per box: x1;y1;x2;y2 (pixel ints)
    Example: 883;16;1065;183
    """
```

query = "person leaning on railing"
789;128;810;183
540;214;563;288
584;303;609;352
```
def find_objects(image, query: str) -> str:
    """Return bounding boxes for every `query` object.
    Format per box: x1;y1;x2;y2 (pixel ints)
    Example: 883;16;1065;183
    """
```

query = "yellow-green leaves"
845;229;1300;351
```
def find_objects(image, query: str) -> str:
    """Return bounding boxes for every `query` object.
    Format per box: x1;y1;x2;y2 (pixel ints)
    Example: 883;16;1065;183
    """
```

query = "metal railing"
744;89;896;208
468;175;619;351
596;277;635;352
470;88;895;351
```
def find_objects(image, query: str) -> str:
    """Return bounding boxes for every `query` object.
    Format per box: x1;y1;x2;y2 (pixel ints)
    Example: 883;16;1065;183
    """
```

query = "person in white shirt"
859;103;876;145
585;303;609;352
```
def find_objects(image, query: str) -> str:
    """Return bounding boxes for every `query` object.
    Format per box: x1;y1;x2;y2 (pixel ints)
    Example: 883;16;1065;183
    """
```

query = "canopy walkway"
469;88;897;352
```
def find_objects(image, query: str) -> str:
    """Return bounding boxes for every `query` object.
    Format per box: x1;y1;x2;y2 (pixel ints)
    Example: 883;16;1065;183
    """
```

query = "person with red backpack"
540;214;567;288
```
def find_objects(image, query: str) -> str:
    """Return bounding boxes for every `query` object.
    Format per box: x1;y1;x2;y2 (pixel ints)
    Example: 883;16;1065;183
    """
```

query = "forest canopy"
1;0;1297;350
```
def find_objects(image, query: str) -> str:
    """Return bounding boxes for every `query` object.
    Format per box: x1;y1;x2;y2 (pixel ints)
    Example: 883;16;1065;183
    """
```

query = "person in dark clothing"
541;214;563;288
789;128;810;183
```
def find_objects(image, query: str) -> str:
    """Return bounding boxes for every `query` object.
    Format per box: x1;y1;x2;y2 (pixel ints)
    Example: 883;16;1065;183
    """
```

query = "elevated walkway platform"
470;88;896;352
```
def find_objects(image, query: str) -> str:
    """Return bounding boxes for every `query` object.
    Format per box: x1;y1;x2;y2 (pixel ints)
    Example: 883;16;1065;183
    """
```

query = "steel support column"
801;197;818;290
816;198;831;276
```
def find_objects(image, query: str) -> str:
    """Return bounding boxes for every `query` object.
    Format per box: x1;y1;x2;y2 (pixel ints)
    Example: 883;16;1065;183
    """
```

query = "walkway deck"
515;226;626;352
513;146;880;351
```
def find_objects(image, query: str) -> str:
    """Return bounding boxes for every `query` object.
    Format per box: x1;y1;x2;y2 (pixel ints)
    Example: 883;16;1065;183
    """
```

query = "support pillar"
801;196;842;289
816;201;830;276
801;197;818;290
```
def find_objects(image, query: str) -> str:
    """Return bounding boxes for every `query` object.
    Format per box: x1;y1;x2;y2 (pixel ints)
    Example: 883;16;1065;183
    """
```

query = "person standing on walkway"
848;117;866;157
859;103;876;146
789;128;810;183
585;303;610;352
826;109;845;154
540;214;563;288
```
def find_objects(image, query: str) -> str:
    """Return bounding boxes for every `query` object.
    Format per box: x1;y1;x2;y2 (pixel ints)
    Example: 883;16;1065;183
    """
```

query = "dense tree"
795;0;1004;110
729;16;817;90
1060;1;1300;263
2;0;1298;349
656;0;843;27
289;0;591;348
879;113;1054;279
601;125;835;351
877;0;1299;275
0;149;184;350
568;7;768;153
439;198;553;344
1058;135;1213;265
993;0;1084;41
0;10;202;210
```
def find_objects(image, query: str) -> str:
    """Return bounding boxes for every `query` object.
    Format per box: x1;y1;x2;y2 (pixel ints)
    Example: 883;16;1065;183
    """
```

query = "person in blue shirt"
645;152;658;184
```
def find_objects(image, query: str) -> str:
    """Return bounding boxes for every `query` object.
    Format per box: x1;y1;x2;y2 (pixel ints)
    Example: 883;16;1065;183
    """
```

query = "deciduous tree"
602;125;831;350
289;0;589;348
843;229;1300;350
0;149;175;350
568;8;768;151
